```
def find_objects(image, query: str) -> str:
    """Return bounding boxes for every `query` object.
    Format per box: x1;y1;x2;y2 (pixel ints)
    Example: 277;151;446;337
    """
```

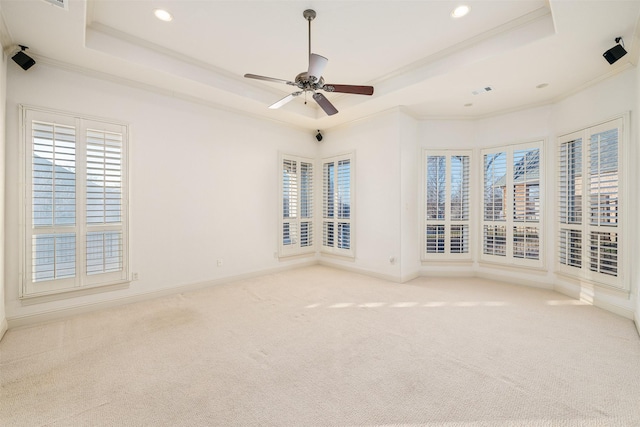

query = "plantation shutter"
22;107;128;297
322;154;353;257
85;128;125;284
30;119;77;290
483;152;507;257
512;148;540;260
279;154;314;256
300;161;314;248
588;128;618;276
557;118;623;288
558;134;583;269
423;151;471;259
482;142;543;266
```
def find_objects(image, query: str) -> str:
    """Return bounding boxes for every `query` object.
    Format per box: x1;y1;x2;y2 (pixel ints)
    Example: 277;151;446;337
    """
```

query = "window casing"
556;118;625;289
322;153;354;257
279;154;314;257
21;106;128;297
422;150;471;260
481;141;543;268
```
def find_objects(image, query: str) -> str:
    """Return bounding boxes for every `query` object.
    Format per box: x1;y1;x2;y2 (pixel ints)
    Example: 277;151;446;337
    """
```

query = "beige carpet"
1;265;639;426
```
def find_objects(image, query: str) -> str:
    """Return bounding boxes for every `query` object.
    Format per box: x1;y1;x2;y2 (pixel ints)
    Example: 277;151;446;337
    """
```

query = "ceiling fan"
244;9;374;116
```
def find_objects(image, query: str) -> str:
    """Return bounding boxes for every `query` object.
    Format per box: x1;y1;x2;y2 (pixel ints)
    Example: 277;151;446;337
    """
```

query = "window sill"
477;259;547;274
20;281;130;306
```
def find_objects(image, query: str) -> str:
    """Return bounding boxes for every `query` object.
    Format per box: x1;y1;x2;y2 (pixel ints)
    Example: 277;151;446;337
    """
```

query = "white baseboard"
7;261;317;330
0;317;8;341
634;312;640;337
420;269;475;278
554;280;635;320
400;272;420;283
476;270;554;290
318;259;403;283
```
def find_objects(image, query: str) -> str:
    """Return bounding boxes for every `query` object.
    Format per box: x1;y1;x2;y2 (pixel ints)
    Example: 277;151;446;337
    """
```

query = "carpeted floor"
1;265;639;426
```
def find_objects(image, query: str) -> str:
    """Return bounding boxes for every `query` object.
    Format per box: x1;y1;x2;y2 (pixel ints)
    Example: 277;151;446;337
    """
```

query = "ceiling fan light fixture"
154;9;173;22
451;5;470;18
244;9;374;117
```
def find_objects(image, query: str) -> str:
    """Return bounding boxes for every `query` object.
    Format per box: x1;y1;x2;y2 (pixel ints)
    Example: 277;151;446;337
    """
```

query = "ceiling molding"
29;55;312;132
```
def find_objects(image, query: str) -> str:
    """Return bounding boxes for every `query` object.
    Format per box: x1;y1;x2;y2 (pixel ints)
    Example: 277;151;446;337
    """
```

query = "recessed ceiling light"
536;83;549;89
451;5;470;18
154;9;173;22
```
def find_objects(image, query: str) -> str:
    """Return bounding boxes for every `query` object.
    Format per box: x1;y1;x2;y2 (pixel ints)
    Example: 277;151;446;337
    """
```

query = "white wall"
317;110;405;281
399;112;420;282
0;43;7;339
4;64;316;325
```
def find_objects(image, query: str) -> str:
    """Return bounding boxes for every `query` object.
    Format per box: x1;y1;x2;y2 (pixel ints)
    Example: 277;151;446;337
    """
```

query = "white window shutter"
279;154;314;257
322;154;353;257
557;118;624;288
22;107;128;297
423;151;471;260
481;142;543;267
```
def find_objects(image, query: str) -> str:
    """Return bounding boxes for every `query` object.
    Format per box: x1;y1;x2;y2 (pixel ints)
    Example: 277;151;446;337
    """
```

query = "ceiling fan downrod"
303;9;316;59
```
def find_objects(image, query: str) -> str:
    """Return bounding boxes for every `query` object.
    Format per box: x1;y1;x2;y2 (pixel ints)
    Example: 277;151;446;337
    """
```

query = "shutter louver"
483;225;506;256
558;137;582;270
589;129;618;227
300;162;313;247
87;231;123;274
86;129;124;276
282;159;298;247
559;139;582;225
426;225;445;253
86;130;122;224
559;228;582;268
32;121;76;227
512;148;540;260
589;231;617;276
450;156;469;221
450;225;468;254
484;152;506;221
426;156;446;221
322;154;353;256
32;233;76;281
483;152;507;256
31;121;77;283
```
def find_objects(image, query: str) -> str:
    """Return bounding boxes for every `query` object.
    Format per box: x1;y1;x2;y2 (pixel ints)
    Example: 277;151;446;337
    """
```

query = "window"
21;106;128;297
482;141;542;267
280;154;314;256
422;151;471;260
557;118;625;288
322;153;353;257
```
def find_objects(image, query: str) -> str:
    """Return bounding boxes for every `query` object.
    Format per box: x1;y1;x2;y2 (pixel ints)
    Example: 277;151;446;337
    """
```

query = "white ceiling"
1;0;639;129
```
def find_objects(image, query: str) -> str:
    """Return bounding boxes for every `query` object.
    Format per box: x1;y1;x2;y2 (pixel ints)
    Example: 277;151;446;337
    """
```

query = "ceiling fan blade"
307;54;328;82
244;73;295;85
269;92;302;109
323;84;374;96
312;92;338;116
